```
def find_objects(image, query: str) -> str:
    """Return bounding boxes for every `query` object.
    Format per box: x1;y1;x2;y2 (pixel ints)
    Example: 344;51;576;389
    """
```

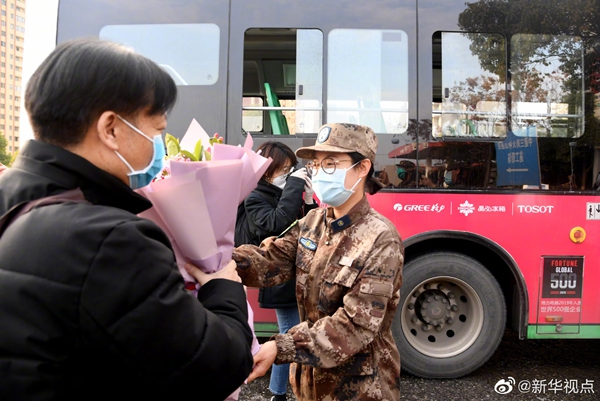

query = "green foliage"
194;140;203;161
165;133;181;158
10;150;18;165
164;132;223;162
180;150;197;161
0;135;12;166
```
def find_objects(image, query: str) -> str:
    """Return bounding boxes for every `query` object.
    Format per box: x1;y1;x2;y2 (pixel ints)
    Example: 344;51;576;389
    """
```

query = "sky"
20;0;59;146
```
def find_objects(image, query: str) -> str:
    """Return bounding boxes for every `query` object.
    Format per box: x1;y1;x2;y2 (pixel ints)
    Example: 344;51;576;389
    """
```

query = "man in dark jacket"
0;38;253;401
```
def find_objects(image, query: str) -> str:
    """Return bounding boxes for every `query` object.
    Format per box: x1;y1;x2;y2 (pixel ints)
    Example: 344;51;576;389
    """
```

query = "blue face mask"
444;170;454;185
114;115;165;189
312;162;361;207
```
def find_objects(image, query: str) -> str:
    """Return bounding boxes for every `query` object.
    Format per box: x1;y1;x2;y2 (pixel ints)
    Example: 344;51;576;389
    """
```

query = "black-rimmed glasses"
306;157;353;176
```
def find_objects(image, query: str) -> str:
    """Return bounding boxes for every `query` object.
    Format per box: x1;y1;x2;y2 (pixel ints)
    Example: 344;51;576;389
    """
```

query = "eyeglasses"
280;165;294;175
306;157;353;176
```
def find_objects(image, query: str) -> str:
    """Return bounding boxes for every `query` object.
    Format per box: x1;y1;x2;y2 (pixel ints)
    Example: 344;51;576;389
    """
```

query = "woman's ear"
96;111;120;151
358;159;372;178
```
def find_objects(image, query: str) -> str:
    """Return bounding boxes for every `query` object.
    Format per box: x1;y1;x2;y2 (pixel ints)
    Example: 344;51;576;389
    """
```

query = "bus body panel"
369;191;600;331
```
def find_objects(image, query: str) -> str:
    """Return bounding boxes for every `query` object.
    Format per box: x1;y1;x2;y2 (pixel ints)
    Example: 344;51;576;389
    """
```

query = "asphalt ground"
238;329;599;400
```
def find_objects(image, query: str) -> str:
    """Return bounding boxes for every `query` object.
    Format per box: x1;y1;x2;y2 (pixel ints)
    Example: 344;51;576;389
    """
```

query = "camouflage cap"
295;123;378;162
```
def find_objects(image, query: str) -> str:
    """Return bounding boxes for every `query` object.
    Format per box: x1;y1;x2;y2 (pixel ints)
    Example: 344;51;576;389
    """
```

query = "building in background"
1;0;25;156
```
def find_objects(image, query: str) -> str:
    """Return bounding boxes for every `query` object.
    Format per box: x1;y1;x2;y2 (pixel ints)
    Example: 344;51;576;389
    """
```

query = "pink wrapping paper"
142;160;243;273
137;120;271;399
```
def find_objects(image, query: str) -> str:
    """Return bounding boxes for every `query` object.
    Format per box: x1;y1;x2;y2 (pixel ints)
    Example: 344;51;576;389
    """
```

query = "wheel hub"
401;277;484;358
414;289;455;329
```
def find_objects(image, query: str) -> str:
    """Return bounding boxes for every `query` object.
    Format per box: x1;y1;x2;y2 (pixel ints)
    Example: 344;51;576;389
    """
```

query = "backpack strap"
0;188;89;238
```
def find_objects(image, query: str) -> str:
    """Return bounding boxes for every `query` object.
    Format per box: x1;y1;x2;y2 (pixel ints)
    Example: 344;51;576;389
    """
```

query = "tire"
392;252;506;378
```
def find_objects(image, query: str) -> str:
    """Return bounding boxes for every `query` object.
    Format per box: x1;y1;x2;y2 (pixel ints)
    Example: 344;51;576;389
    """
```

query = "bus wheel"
392;252;506;378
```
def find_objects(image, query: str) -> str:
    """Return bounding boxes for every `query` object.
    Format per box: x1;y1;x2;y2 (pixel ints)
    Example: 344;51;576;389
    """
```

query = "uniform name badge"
299;237;317;251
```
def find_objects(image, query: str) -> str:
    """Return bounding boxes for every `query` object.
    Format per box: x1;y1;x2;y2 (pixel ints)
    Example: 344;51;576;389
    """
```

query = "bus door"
56;0;231;141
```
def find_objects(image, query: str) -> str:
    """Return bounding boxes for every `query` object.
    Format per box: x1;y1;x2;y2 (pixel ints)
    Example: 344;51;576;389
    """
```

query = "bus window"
242;28;323;135
510;34;584;138
432;31;507;140
328;29;409;134
99;24;220;86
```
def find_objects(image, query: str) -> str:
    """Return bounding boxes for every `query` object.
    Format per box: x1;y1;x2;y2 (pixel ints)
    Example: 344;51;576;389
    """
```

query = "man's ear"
95;111;120;151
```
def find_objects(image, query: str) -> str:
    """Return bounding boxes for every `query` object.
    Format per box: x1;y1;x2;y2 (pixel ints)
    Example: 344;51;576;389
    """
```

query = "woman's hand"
303;176;314;204
184;259;241;285
291;168;314;204
247;340;278;383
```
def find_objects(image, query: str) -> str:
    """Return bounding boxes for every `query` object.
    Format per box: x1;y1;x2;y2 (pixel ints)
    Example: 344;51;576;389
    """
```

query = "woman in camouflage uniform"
190;123;404;401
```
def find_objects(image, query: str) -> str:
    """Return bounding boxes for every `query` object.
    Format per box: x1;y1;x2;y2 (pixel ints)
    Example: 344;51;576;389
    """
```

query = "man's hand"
247;340;278;383
184;260;241;286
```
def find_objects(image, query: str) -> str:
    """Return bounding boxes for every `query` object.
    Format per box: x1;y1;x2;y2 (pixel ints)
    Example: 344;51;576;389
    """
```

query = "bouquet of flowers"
136;119;271;400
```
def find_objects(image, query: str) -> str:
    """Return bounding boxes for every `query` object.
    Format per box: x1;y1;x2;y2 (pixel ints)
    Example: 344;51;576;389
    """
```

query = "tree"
0;135;12;166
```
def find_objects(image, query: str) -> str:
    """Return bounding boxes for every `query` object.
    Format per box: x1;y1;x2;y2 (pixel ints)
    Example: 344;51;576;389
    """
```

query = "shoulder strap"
0;188;89;238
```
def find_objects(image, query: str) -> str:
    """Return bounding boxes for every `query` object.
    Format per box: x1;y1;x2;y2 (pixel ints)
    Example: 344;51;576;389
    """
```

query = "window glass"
295;29;323;133
100;24;220;86
242;97;263;132
328;29;408;134
510;34;584;138
432;32;507;139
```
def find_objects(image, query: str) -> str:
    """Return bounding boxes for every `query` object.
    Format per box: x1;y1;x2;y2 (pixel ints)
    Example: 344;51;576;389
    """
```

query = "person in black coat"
235;141;317;401
0;38;253;401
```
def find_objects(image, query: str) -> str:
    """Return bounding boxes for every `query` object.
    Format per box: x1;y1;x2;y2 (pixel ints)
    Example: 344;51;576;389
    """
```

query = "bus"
53;0;600;379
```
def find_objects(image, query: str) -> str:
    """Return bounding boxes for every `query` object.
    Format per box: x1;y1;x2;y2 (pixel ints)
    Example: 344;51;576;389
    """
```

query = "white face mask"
271;174;288;190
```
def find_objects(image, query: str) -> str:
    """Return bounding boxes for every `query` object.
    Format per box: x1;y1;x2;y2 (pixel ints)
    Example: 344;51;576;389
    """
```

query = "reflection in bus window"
510;34;584;138
99;24;220;86
242;28;323;135
432;31;507;139
328;29;409;134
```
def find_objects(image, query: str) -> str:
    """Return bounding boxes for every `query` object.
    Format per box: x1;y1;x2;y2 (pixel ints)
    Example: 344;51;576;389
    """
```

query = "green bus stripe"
254;322;279;338
527;325;600;339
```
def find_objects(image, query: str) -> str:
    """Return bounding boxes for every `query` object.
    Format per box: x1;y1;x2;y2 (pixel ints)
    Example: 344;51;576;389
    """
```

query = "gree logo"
393;204;445;213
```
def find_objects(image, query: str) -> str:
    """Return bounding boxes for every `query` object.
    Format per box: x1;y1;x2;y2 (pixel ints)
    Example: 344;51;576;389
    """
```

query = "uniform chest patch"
299;237;317;251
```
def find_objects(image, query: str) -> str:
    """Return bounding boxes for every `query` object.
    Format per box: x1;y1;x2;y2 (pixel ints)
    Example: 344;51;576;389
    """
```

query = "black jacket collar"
1;140;151;215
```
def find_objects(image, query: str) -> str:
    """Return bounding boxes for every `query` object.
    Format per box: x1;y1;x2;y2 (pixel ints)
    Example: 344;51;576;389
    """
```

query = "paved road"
239;329;599;400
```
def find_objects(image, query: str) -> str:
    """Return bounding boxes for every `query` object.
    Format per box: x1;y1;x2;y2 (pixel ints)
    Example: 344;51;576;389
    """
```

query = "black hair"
257;141;298;179
25;38;178;147
348;152;384;195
